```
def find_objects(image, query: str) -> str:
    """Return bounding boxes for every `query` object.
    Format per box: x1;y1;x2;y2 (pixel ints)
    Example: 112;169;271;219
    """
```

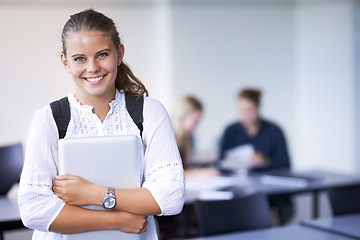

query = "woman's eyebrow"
71;49;111;58
71;53;85;58
97;48;111;54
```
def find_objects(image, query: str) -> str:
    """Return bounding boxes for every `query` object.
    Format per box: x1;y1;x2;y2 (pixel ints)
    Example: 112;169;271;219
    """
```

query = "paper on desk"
186;176;236;191
220;144;254;170
198;190;234;200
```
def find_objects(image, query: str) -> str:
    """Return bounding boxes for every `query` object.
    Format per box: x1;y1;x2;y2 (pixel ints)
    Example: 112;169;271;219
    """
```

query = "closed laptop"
58;135;143;240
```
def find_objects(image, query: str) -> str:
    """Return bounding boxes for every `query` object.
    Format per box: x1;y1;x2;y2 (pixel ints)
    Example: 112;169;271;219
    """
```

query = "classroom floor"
3;192;332;240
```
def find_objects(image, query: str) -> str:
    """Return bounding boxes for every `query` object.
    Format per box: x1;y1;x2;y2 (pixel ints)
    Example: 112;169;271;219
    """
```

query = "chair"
327;185;360;216
0;142;24;195
193;192;271;236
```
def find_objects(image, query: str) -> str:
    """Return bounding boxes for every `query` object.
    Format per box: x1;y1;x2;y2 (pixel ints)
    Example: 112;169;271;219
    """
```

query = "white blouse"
18;90;185;240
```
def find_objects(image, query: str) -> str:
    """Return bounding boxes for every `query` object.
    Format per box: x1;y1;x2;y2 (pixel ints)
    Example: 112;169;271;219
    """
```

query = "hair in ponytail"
116;62;148;97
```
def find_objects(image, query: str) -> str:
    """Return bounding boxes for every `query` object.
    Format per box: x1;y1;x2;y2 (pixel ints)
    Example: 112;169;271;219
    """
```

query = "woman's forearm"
49;204;114;234
53;175;161;216
96;186;161;215
49;204;148;234
114;188;161;215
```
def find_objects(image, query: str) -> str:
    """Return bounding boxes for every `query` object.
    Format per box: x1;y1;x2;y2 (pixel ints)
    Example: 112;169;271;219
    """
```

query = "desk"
186;169;360;218
301;213;360;239
0;196;24;240
185;225;355;240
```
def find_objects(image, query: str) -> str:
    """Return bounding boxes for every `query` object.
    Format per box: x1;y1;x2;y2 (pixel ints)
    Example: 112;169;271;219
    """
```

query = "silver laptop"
58;135;143;240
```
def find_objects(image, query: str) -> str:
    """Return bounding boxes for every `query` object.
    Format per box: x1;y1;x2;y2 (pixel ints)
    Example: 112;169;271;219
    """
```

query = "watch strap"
103;187;116;209
108;187;115;195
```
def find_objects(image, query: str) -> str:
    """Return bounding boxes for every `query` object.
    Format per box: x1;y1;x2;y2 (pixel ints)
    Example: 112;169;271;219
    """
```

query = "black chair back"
328;185;360;216
0;142;24;195
194;192;271;236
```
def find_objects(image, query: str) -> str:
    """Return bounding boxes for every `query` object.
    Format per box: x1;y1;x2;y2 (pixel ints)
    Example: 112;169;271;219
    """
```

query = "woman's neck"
75;88;117;122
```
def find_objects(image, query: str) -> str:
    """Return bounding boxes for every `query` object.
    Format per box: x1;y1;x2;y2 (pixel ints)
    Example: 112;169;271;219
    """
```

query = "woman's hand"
114;211;148;234
52;174;105;206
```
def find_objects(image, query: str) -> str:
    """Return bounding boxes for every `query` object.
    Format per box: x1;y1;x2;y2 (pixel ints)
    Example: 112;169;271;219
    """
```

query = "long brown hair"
61;9;148;97
171;96;203;169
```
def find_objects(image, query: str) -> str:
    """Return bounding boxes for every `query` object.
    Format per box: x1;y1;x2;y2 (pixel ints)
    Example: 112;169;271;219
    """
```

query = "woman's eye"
74;57;85;62
98;52;109;58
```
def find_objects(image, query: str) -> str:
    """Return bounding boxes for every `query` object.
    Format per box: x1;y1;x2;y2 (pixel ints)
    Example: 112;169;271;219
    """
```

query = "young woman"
18;9;185;240
171;96;220;181
171;96;203;170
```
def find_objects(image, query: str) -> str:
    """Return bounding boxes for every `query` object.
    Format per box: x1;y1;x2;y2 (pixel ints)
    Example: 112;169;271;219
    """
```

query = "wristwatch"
102;187;116;209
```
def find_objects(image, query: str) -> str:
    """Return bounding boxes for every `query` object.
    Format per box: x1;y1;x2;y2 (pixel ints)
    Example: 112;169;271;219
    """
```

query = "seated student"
218;88;292;225
171;96;203;170
218;88;290;172
161;96;218;238
171;95;220;178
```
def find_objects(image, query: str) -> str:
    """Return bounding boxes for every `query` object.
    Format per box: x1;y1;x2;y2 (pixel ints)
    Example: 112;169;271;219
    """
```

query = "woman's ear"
61;53;71;73
117;44;125;66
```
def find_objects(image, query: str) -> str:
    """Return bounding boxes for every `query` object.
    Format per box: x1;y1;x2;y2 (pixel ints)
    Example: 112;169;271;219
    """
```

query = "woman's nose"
87;59;100;73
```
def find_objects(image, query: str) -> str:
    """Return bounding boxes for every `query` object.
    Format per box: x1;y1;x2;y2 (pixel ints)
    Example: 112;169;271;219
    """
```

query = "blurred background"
0;0;359;174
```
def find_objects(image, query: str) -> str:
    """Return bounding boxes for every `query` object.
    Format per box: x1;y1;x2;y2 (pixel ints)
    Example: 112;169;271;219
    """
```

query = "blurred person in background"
156;95;218;238
218;88;293;225
219;88;290;172
172;95;203;169
171;95;219;178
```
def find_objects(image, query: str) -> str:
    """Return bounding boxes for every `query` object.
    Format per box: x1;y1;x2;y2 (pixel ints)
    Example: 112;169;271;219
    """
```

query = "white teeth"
87;76;104;82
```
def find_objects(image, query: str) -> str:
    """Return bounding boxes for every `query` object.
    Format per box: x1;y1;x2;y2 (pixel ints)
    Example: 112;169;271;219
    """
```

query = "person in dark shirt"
218;88;293;225
219;88;290;172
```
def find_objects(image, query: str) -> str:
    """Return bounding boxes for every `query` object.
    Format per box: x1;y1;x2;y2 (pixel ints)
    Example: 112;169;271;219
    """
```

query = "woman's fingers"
52;174;97;206
55;173;75;180
114;212;149;234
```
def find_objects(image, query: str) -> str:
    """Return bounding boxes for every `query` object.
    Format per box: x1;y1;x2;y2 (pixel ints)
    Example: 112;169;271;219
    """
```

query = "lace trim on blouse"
146;162;181;177
24;183;51;188
19;194;48;208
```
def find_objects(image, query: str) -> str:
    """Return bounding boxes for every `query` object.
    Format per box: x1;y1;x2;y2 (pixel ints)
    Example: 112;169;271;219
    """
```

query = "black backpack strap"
50;97;70;139
125;92;144;138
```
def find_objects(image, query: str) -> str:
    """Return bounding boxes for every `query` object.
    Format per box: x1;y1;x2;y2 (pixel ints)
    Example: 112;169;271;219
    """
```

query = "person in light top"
18;9;185;240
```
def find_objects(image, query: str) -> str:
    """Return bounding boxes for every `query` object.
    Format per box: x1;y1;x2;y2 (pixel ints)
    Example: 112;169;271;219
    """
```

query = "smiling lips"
84;74;106;85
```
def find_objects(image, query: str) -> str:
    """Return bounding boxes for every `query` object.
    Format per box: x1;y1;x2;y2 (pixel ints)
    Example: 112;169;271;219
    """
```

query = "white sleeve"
18;106;65;232
141;98;185;216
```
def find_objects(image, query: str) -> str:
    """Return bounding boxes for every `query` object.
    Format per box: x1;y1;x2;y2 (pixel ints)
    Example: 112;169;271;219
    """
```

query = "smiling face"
61;30;123;104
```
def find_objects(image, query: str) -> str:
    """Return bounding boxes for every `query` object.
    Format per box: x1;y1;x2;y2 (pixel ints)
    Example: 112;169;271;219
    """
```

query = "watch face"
103;195;116;209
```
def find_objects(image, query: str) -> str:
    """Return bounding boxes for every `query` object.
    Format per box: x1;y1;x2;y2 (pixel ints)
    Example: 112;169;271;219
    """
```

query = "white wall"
0;5;72;146
355;0;360;173
294;0;356;173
